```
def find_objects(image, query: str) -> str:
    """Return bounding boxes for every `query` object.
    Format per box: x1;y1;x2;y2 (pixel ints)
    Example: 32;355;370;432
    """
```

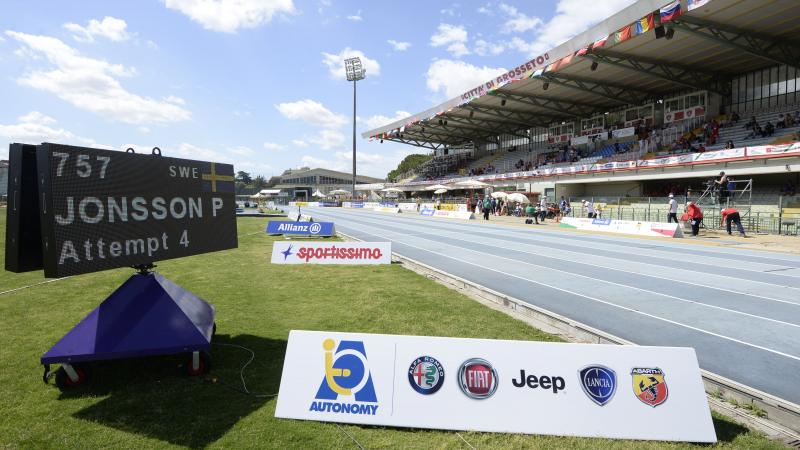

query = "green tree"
266;176;281;188
236;171;252;184
387;154;432;182
252;175;268;189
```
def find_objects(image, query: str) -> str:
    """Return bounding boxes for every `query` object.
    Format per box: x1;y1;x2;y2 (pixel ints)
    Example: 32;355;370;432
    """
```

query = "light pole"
344;57;365;200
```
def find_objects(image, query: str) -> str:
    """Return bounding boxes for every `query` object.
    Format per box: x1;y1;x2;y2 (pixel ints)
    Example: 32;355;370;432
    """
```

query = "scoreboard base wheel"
54;364;90;389
186;351;212;376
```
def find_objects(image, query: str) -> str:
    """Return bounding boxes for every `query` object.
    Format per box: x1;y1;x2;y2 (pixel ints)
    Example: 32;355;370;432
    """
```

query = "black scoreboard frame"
5;143;238;278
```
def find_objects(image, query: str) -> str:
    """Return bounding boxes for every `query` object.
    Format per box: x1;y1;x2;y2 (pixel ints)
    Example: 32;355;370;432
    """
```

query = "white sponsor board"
287;211;313;222
561;217;683;238
432;210;474;220
271;242;391;265
746;142;800;157
611;127;635;139
373;206;401;213
694;148;744;162
398;203;419;212
275;330;716;443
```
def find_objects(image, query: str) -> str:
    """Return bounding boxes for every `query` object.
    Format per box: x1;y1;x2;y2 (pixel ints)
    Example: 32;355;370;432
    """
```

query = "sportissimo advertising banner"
275;331;716;442
271;242;391;265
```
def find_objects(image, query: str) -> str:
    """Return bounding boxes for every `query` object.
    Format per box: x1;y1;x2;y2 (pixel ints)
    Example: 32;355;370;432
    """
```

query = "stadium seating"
707;106;800;150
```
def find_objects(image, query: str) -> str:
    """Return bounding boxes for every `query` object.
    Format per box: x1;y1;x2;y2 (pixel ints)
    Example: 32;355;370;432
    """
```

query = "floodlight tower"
344;57;365;199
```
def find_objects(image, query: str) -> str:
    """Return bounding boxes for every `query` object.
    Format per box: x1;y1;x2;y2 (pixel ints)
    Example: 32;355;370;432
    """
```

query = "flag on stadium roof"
614;25;632;44
635;14;654;35
660;0;683;22
576;46;589;56
592;35;608;49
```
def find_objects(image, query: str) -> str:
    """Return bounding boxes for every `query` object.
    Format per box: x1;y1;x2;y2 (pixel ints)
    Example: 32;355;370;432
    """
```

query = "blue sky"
0;0;635;178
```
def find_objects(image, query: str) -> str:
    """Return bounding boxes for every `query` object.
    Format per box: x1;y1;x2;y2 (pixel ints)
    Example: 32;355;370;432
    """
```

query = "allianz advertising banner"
266;221;335;237
275;331;716;443
271;242;391;265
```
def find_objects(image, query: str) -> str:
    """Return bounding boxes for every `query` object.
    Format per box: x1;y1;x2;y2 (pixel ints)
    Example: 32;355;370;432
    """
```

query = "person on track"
539;196;548;223
582;199;596;218
686;201;704;236
667;193;679;223
720;207;746;236
483;196;491;220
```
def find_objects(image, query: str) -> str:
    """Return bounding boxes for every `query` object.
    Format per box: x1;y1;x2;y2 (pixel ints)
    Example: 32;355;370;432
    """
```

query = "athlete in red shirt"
720;208;746;236
686;202;703;236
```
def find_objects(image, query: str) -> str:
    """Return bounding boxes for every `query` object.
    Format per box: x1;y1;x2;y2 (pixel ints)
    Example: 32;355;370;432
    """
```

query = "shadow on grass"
64;333;286;448
710;414;750;444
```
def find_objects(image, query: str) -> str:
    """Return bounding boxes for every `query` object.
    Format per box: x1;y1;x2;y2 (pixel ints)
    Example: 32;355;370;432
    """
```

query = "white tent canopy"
381;187;404;193
433;188;448;194
491;192;508;199
312;190;326;197
424;184;450;191
452;180;490;188
507;193;530;203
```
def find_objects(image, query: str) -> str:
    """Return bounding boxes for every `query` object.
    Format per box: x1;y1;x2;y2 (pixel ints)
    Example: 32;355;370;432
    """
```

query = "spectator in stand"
720;207;746;237
730;111;740;124
686;201;704;237
582;199;596;218
667;193;679;223
777;114;786;129
765;121;775;137
787;113;796;127
725;140;735;149
782;179;796;196
745;115;758;130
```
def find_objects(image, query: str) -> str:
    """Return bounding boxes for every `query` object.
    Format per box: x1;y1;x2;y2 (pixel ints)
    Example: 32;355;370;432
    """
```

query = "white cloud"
509;0;636;56
165;95;186;105
426;59;505;98
63;16;131;42
263;141;285;151
137;126;151;134
430;23;469;57
499;3;543;34
363;111;411;130
306;129;345;150
163;0;295;33
170;142;229;162
276;99;347;128
387;39;411;51
228;145;254;156
7;31;191;125
292;139;308;147
346;10;362;21
321;47;380;79
0;111;108;151
474;39;505;56
477;5;492;15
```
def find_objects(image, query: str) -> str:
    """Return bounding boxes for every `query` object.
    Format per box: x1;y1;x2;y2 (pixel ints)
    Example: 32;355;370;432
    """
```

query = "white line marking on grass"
334;222;800;363
0;277;70;297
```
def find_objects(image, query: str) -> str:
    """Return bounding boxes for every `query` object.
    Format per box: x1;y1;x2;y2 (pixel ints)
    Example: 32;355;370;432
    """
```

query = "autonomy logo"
631;367;668;407
309;222;322;234
408;356;445;395
579;365;616;406
309;338;378;415
458;358;498;400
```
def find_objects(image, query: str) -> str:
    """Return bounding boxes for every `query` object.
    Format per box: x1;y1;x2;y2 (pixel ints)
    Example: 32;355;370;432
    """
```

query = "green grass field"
0;213;783;449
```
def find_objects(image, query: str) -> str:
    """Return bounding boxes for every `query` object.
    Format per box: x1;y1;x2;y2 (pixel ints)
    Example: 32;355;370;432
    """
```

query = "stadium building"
365;0;800;231
274;167;384;199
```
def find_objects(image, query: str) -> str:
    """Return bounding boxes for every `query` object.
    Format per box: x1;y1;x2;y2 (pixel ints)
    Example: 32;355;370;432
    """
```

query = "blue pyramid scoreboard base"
41;272;215;365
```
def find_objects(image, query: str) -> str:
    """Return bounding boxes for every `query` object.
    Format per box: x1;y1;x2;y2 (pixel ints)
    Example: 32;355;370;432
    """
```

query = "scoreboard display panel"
5;143;238;278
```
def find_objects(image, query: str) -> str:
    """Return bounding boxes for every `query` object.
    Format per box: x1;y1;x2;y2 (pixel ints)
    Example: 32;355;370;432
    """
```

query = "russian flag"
660;0;682;23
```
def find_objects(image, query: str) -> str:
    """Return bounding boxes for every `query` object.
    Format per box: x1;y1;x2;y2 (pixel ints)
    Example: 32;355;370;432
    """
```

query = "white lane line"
335;216;800;329
336;222;800;363
366;211;800;280
319;210;800;308
0;277;70;297
335;208;800;267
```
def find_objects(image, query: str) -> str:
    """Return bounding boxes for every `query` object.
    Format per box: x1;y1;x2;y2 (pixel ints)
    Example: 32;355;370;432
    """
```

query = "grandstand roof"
363;0;800;149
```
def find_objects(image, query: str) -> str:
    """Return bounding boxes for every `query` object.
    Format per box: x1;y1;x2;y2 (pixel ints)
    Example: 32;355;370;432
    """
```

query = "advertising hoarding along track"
275;330;716;442
271;242;391;265
5;143;237;278
266;221;335;237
